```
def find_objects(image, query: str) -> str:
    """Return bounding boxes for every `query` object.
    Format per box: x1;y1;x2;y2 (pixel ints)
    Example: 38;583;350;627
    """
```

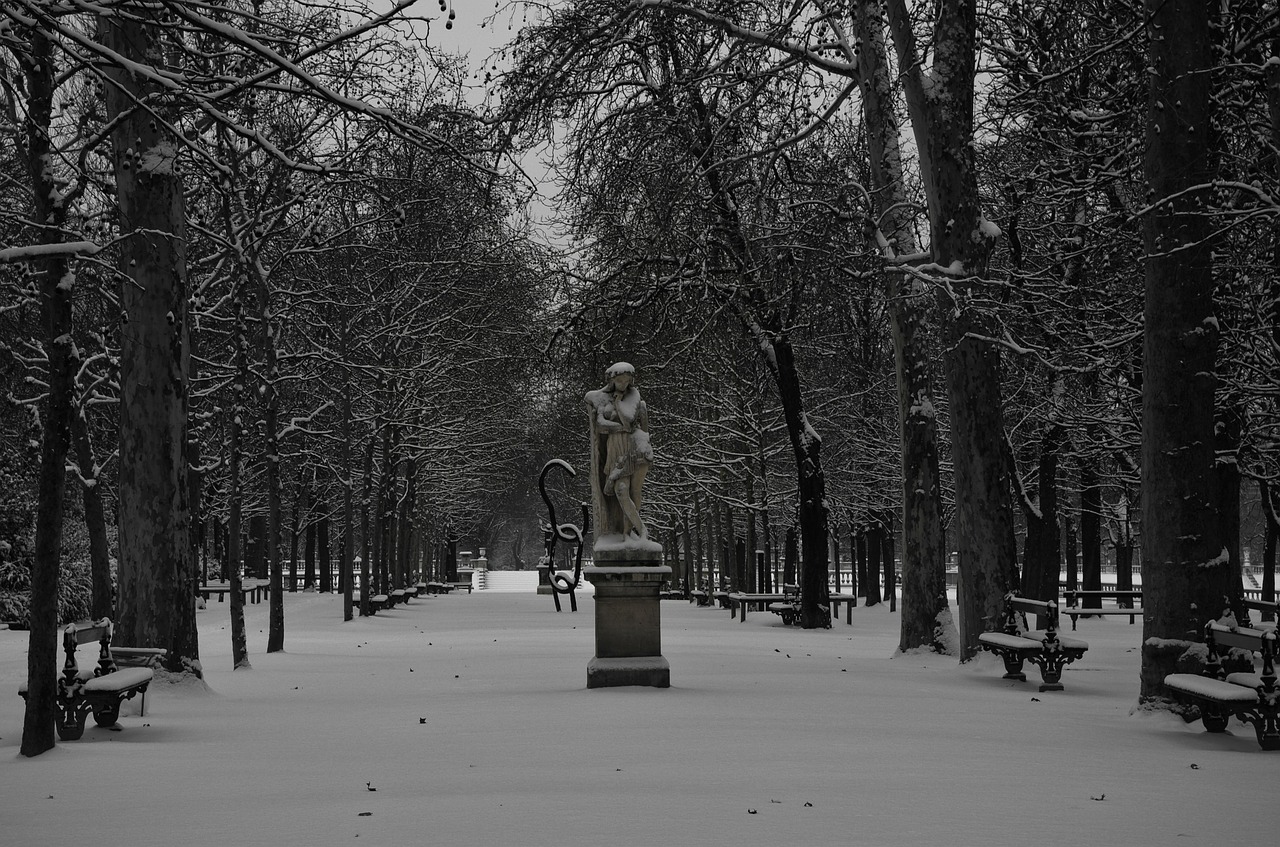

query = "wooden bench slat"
1164;673;1260;702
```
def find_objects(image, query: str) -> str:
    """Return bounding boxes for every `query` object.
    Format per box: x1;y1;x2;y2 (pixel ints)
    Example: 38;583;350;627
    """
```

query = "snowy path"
0;589;1270;846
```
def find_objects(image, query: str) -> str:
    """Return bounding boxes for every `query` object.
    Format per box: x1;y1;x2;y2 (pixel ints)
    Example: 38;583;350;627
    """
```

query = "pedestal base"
584;565;671;689
587;656;670;688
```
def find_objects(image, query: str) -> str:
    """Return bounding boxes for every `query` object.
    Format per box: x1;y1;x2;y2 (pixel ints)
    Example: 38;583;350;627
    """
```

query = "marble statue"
585;362;657;553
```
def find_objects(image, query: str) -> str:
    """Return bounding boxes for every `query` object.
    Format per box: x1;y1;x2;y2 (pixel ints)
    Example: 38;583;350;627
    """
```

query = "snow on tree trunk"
886;0;1019;659
855;0;952;653
1139;0;1225;706
228;295;251;670
260;285;285;653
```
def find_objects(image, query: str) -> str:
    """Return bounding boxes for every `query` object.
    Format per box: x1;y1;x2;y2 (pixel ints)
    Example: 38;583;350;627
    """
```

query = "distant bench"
421;581;473;595
1164;621;1279;750
829;593;857;625
352;591;390;613
978;593;1088;692
18;619;163;740
1061;589;1144;629
766;586;801;625
727;592;788;623
198;582;264;604
1243;597;1278;623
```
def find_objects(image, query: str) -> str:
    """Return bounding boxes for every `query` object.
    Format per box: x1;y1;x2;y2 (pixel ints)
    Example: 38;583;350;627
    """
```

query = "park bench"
198;581;264;604
448;581;474;594
1164;621;1279;750
978;593;1088;692
352;591;390;613
1242;597;1278;624
689;590;711;607
18;618;160;740
1061;589;1144;629
766;585;802;625
727;591;786;623
829;593;856;624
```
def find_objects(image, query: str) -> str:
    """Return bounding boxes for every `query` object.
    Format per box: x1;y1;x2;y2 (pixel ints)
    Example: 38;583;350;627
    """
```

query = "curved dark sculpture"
538;458;588;612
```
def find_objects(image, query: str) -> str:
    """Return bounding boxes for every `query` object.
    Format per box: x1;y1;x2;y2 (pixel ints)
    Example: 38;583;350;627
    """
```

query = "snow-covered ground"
1;587;1273;846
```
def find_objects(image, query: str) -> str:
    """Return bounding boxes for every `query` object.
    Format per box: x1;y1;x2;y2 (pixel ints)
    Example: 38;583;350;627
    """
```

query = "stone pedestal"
536;562;554;595
584;563;670;689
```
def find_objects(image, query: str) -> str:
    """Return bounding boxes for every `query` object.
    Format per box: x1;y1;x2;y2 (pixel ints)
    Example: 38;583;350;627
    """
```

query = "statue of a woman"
585;362;654;549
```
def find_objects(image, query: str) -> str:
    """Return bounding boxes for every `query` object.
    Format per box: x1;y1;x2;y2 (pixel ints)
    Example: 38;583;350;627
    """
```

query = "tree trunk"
290;475;302;593
360;434;375;615
1211;402;1244;621
71;389;113;621
19;28;75;756
1063;516;1079;592
1261;480;1277;621
866;524;882;607
887;0;1018;659
101;10;198;675
848;524;859;606
784;526;798;586
1019;422;1064;628
768;335;830;627
304;514;317;591
693;492;705;590
1080;463;1103;605
1139;0;1223;706
399;459;416;590
318;508;332;594
261;280;284;652
882;513;897;612
855;527;866;600
855;0;951;654
228;295;251;670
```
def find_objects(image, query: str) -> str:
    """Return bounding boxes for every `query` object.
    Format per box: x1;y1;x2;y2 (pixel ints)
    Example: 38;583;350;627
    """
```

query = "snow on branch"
0;240;102;262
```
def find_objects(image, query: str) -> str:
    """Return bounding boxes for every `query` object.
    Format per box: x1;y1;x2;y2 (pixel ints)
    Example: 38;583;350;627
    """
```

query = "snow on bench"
978;593;1088;692
1164;621;1279;750
18;619;156;741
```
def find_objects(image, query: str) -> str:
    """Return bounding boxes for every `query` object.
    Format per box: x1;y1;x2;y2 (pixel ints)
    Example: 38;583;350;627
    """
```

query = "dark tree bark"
71;386;113;621
1064;516;1079;593
866;523;882;607
882;513;897;613
784;526;798;586
1261;480;1277;621
318;508;332;594
1080;464;1103;606
101;10;198;675
1018;420;1064;617
227;294;251;670
848;524;859;606
18;27;76;756
887;0;1019;658
855;0;950;653
1139;0;1225;706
